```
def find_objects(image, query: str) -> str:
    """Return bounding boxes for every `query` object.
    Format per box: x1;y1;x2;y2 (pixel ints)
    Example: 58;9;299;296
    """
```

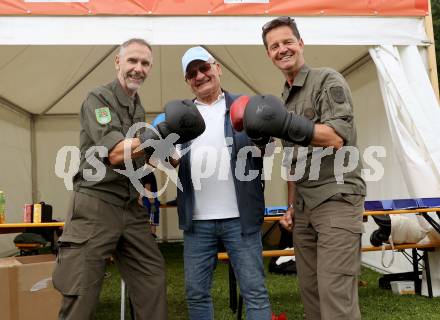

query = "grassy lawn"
96;242;440;319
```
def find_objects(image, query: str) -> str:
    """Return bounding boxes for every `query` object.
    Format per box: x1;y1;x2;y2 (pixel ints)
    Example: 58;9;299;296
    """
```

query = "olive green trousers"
53;192;167;320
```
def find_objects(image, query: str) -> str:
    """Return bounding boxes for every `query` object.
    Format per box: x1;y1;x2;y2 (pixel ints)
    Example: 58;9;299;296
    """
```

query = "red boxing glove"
229;95;250;132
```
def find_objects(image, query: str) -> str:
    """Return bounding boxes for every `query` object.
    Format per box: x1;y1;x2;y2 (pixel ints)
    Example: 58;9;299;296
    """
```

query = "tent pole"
30;115;38;203
40;45;118;115
0;95;31;118
340;53;371;78
202;46;261;95
36;113;79;118
159;46;164;114
425;0;439;103
0;97;36;203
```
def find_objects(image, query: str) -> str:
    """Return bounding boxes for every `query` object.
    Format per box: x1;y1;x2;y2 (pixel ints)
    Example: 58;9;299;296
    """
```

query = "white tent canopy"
0;17;428;117
0;16;427;45
0;15;439;285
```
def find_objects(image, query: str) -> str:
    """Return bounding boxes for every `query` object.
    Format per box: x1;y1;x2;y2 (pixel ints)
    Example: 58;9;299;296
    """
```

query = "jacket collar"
224;90;235;110
112;79;139;107
282;64;310;101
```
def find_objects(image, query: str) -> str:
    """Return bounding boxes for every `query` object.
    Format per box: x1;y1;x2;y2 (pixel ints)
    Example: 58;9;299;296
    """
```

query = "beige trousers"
293;193;364;320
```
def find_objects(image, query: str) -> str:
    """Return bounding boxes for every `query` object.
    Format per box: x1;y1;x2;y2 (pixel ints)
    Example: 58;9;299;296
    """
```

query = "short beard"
125;74;144;92
127;81;142;92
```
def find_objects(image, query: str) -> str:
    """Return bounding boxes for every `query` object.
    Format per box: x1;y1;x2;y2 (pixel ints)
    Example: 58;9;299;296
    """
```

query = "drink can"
23;204;33;223
33;203;42;223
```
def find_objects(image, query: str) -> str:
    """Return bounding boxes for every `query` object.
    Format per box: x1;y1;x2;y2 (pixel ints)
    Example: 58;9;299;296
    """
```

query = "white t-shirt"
189;93;240;220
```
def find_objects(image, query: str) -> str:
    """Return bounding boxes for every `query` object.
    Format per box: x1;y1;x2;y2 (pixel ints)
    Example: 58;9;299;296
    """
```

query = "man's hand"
147;148;180;168
279;207;294;232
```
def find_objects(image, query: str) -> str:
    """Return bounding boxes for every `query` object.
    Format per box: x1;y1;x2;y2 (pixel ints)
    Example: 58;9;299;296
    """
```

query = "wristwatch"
287;203;294;210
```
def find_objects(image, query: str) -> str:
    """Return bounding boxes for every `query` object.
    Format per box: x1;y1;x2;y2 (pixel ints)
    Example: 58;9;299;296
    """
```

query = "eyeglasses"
262;16;295;32
185;62;214;80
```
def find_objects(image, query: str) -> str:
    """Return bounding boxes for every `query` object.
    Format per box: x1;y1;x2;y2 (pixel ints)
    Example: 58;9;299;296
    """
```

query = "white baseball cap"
181;46;213;75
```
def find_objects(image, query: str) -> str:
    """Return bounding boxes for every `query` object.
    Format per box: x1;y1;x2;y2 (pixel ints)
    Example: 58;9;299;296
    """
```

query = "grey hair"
118;38;152;56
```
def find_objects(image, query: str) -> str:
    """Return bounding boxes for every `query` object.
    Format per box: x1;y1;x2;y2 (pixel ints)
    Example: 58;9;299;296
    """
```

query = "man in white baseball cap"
181;46;214;75
176;46;272;320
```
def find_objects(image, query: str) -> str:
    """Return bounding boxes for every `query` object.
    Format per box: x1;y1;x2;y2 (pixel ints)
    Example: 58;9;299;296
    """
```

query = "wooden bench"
218;208;440;319
218;242;440;260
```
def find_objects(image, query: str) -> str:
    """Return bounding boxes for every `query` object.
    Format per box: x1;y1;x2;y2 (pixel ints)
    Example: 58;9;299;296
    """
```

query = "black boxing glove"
139;99;205;146
243;95;314;147
370;215;392;247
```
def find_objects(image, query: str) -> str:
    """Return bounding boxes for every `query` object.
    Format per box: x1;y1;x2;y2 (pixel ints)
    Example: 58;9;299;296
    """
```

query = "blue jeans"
184;218;271;320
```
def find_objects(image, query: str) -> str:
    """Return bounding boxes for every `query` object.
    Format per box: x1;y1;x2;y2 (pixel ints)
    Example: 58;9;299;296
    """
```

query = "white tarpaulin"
369;45;440;198
370;45;440;296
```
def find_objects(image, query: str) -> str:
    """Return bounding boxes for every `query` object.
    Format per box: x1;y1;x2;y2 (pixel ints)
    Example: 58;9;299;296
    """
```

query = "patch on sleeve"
95;107;111;125
330;86;346;104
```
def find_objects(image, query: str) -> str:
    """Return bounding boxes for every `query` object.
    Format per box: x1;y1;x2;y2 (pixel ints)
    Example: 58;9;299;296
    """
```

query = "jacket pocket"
325;215;363;276
330;216;363;234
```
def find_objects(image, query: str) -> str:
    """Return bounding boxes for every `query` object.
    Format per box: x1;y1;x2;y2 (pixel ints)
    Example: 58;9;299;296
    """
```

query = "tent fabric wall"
369;45;440;291
34;116;80;219
370;45;440;198
0;105;32;255
348;61;410;201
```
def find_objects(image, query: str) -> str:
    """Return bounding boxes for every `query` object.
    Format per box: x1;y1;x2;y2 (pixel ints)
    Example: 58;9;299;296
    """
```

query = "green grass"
95;243;440;319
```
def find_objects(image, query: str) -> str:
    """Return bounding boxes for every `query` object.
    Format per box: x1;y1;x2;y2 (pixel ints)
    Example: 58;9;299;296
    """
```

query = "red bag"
272;312;288;320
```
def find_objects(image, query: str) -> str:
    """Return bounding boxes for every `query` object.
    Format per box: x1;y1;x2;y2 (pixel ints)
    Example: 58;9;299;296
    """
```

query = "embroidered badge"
330;86;346;104
95;107;111;125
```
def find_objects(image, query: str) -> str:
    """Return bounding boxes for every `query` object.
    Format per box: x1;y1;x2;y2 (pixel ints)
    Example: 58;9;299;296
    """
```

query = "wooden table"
0;222;64;234
0;222;65;253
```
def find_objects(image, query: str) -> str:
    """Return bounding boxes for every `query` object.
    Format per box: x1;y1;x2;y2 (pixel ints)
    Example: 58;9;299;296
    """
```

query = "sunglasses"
185;62;214;80
262;16;295;32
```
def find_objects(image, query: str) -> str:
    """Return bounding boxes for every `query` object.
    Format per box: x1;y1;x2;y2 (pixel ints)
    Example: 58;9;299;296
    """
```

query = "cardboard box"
0;254;62;320
390;280;416;295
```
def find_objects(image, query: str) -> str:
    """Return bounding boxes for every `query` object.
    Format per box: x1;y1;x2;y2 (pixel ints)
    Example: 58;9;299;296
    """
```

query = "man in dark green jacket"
52;38;168;320
262;17;366;320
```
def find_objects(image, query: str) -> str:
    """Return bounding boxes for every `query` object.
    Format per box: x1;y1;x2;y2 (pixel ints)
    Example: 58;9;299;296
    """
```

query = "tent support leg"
30;115;38;203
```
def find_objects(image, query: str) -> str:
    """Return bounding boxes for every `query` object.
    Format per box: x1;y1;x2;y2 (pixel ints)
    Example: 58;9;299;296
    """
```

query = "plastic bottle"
0;191;5;224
